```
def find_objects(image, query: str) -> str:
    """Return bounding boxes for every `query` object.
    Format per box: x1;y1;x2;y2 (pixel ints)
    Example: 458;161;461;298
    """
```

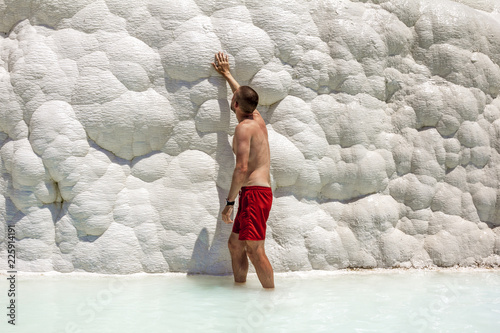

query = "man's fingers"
215;52;227;63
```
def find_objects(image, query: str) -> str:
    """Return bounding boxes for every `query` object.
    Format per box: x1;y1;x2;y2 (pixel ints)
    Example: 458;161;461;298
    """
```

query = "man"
212;52;274;288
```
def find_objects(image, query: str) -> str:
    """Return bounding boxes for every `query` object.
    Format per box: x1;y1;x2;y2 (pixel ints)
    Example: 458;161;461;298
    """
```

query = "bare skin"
212;52;274;289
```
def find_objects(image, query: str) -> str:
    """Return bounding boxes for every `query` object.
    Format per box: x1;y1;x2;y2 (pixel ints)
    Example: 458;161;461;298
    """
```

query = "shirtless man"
212;52;274;288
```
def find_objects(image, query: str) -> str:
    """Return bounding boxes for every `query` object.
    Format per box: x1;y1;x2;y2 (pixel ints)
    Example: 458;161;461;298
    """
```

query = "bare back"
233;110;271;187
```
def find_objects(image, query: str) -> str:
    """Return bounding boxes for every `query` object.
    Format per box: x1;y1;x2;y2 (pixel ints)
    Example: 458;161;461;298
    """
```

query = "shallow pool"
1;269;499;333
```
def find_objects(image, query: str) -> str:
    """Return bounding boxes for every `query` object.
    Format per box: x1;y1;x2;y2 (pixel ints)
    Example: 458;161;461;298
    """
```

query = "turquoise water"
0;269;499;333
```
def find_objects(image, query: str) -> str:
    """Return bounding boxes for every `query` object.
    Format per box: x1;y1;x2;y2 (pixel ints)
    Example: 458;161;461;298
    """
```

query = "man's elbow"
234;165;248;175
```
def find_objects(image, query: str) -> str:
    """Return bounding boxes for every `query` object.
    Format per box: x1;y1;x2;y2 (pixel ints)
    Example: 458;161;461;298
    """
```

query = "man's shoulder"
234;119;249;134
235;119;259;137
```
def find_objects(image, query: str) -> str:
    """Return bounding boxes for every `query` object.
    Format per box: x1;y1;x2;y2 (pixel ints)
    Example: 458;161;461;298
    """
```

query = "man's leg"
245;240;274;288
228;232;248;283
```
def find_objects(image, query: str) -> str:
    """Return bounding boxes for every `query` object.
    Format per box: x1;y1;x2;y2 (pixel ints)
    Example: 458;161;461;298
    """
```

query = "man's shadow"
186;187;233;275
187;98;236;275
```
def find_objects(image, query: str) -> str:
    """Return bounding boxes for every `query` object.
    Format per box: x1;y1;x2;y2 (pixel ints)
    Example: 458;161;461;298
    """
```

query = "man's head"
231;86;259;114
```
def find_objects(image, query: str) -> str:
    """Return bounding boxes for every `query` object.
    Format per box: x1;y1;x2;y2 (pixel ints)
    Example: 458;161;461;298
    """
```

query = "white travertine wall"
1;0;500;273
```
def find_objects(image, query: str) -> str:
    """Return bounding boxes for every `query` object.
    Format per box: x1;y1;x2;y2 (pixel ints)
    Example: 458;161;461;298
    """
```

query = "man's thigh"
245;239;266;254
229;232;246;252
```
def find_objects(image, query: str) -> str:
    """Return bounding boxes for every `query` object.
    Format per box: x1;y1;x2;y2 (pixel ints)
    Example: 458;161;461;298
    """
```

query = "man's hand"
211;52;241;93
212;52;231;77
221;204;234;224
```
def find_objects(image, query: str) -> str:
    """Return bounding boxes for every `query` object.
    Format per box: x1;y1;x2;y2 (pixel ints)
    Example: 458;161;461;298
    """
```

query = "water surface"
1;269;499;333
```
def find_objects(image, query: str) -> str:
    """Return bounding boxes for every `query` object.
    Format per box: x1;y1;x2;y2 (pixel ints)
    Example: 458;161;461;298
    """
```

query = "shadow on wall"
187;186;234;275
187;98;236;275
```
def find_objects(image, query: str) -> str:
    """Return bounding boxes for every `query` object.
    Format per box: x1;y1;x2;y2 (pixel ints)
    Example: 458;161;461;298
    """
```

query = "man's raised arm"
212;52;240;93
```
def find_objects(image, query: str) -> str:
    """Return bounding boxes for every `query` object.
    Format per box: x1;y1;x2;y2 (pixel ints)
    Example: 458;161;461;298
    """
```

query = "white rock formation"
1;0;500;273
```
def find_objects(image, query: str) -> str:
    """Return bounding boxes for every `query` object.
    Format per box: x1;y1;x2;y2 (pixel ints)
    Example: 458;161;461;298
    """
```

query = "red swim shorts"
232;186;273;241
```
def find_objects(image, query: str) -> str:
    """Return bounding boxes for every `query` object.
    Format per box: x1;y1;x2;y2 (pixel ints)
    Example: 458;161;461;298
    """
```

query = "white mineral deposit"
1;0;500;274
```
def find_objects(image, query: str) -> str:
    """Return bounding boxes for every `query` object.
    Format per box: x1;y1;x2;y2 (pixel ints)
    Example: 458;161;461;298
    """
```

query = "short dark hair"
236;86;259;113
